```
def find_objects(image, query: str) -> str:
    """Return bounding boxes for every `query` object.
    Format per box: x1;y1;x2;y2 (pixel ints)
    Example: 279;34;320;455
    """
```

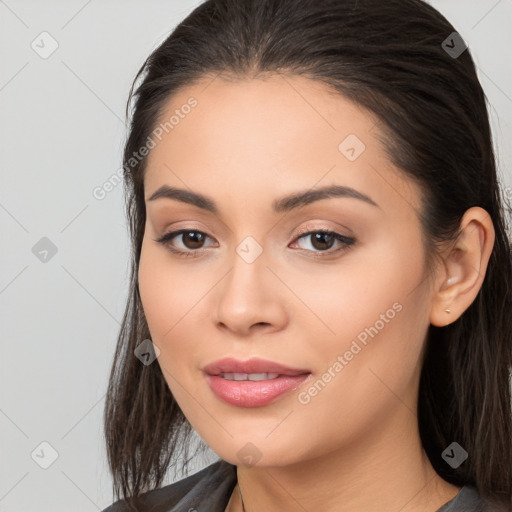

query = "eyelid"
291;222;353;239
154;228;217;247
156;223;352;243
154;222;356;258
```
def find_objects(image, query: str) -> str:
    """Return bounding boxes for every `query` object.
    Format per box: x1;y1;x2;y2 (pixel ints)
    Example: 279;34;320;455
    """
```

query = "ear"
430;207;495;327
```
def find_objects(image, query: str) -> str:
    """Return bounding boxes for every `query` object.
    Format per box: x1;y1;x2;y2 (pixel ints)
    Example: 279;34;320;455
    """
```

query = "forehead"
149;73;376;160
143;74;423;217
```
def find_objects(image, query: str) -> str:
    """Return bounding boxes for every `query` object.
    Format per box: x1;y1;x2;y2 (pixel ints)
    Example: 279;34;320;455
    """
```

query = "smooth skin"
137;74;495;512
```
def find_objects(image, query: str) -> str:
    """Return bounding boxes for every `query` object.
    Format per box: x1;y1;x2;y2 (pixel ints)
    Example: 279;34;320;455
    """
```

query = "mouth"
217;372;282;381
203;356;311;377
203;357;312;407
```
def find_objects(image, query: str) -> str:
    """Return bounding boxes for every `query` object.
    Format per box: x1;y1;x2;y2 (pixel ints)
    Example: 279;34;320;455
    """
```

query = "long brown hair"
103;0;512;507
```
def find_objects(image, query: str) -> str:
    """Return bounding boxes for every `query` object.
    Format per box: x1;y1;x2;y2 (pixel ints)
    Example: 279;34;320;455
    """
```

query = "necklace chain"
237;482;246;512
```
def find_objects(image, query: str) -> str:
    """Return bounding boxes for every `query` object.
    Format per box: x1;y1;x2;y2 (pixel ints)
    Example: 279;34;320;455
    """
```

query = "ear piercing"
444;309;452;327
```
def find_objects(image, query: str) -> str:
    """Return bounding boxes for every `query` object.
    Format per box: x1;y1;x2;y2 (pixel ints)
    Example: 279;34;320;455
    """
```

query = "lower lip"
205;373;312;407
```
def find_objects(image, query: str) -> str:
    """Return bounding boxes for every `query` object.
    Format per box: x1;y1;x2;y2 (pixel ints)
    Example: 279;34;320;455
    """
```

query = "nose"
213;248;288;337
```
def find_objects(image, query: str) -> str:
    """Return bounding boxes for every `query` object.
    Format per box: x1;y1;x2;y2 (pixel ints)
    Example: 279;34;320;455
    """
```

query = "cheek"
287;231;424;350
138;254;173;339
137;240;213;392
138;241;198;338
294;229;426;380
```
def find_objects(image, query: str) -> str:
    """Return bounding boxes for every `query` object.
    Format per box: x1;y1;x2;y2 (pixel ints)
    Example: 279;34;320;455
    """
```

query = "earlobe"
430;269;462;327
429;207;495;327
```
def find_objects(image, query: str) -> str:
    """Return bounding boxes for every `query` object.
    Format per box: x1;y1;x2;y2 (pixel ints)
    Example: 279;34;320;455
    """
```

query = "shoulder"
437;485;511;512
101;458;238;512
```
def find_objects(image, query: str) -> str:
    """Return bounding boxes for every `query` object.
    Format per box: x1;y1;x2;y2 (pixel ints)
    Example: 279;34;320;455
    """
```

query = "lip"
203;357;310;376
203;357;312;408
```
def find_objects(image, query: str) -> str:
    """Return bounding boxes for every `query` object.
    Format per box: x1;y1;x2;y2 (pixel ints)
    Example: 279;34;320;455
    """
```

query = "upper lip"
203;357;311;376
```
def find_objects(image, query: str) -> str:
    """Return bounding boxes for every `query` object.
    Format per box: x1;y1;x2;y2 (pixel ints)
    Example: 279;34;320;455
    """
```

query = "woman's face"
138;74;434;467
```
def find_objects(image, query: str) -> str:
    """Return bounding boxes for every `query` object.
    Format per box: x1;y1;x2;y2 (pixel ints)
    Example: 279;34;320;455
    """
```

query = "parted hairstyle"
103;0;512;508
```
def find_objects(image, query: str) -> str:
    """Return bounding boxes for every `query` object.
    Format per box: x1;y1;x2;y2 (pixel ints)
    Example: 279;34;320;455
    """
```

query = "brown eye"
154;227;355;259
309;232;336;251
180;231;206;249
153;229;215;258
292;228;356;257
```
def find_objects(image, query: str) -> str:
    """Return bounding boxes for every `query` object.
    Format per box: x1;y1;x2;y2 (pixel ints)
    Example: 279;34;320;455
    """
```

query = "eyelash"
153;226;356;259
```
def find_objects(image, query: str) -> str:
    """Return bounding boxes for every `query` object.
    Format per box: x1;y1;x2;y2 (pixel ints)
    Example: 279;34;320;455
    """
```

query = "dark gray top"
102;459;511;512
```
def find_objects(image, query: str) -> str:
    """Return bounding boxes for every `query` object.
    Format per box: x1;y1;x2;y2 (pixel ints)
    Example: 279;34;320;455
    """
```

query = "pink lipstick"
203;357;312;407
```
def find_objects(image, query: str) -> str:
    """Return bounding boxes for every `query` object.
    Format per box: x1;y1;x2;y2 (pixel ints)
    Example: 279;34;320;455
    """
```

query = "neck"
229;406;460;512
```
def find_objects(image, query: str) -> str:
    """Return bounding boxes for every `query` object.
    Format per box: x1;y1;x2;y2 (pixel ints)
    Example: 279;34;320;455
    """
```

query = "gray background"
1;1;511;510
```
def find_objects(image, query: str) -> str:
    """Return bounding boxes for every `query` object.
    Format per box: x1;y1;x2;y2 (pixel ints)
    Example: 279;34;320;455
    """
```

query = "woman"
102;0;512;510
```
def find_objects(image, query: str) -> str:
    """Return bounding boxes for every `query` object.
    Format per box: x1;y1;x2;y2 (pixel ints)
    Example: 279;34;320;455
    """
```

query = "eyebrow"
147;184;380;213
